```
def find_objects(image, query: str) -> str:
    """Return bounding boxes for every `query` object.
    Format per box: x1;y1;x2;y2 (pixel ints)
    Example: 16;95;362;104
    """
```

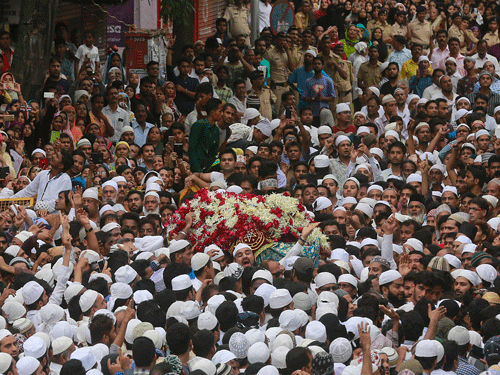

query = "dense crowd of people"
2;2;500;375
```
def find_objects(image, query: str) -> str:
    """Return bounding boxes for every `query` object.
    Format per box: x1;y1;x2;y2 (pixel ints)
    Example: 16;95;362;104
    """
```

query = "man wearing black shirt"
380;62;400;96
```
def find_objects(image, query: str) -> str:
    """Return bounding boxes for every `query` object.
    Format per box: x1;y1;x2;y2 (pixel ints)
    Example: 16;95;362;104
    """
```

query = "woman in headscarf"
118;92;135;123
163;82;183;122
341;24;360;58
62;105;83;143
1;72;20;101
104;52;126;84
371;27;388;62
58;94;72;111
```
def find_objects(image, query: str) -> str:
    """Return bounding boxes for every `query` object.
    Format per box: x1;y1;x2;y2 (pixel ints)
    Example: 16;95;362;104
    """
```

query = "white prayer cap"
191;253;210;271
248;342;270;364
52;336;73;355
305;321;327;343
318;126;333;135
17;357;40;375
142;330;163;350
227;186;243;194
4;245;20;257
50;321;74;341
354;42;367;53
335;135;350;147
455;235;472;244
246;146;258;154
305;49;317;57
101;222;120;233
255;283;276;308
232;243;251;258
430;164;446;174
82;249;100;264
406;173;422;183
315;272;337;288
279;310;302;331
71;347;97;371
355;203;373;218
477;129;490;138
169;239;190;253
255;119;272;138
133;290;153;305
456;270;482;286
418;55;429;63
448;326;470;345
101;180;118;192
370;147;384;159
82;187;99;200
488;218;500;231
206;294;226;315
112;176;127;184
336;103;350;113
385;130;400;141
229;332;250;359
197;311;218;331
0;353;13;374
338;274;358;288
115;265;138;284
0;329;12;342
99;205;114;216
313;196;332;211
252;269;273;284
212;349;237;365
379;270;402;286
245;328;266;346
417;98;428;105
404;238;423;253
330;249;349;263
31;148;46;157
269;289;292;309
415;339;437;357
454;108;469;121
205;244;224;260
329;337;352;364
356;126;370;135
483;195;499;207
2;302;26;324
360;238;378;248
368;87;380;97
155;247;170;259
442;186;458;196
23;335;47;358
135;252;154;261
124;319;141;344
64;284;84;304
79;290;99;312
22;281;44;305
171;274;192;291
314;155;330;168
443;254;461;269
476;264;497;283
179;300;201;320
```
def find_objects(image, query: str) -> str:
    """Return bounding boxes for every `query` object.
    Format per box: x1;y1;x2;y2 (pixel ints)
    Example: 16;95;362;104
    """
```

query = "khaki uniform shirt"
448;24;478;54
292;45;318;69
409;19;432;48
294;12;309;31
264;46;291;83
484;30;500;48
223;5;251;38
374;21;394;41
331;54;354;93
393;23;408;38
357;60;382;88
248;87;276;120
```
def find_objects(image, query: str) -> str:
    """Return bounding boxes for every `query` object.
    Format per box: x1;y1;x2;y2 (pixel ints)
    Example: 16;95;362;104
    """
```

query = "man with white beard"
101;180;118;204
143;191;160;215
408;194;426;224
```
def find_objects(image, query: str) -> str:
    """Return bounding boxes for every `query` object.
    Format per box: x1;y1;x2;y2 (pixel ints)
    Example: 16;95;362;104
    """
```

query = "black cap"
396;10;407;15
416;5;426;13
249;70;264;81
379;9;387;14
452;12;462;19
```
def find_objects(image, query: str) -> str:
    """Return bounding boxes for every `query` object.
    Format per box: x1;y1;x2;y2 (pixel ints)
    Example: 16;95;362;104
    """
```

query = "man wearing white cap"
101;180;118;203
0;329;19;359
191;253;215;291
333;103;356;134
379;270;405;307
233;243;255;268
338;274;358;298
169;239;194;266
51;336;75;375
143;191;160;215
375;94;397;135
81;188;100;225
414;339;438;374
329;134;351;188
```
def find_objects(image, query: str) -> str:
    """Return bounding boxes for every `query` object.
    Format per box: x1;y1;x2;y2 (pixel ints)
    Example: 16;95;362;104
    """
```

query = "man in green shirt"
188;98;224;172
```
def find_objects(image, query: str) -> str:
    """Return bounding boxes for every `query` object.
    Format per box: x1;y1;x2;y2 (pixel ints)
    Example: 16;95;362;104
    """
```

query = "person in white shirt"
444;57;462;93
11;149;73;213
422;69;445;100
102;87;131;144
74;30;100;74
472;40;500;72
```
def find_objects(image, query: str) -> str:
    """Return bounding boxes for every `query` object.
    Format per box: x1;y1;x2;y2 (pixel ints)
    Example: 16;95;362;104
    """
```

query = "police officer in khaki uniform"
331;43;354;109
368;10;394;47
292;30;318;69
448;13;478;54
264;32;296;116
223;0;251;44
248;70;276;121
408;6;433;51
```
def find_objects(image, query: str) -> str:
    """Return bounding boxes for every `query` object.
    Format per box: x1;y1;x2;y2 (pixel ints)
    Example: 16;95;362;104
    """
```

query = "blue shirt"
387;48;412;70
304;74;336;116
132;120;155;147
409;76;433;97
289;67;331;109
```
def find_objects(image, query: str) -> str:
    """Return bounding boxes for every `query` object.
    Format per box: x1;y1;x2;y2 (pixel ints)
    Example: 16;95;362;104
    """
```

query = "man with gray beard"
408;194;426;224
143;191;160;215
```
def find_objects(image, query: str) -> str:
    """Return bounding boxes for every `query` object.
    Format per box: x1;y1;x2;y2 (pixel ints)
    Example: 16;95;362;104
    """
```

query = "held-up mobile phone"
3;115;14;121
3;83;13;90
174;143;183;156
470;345;484;359
91;152;103;164
285;106;292;119
0;167;9;179
39;158;48;170
168;136;174;148
446;123;454;133
43;92;55;99
352;135;362;148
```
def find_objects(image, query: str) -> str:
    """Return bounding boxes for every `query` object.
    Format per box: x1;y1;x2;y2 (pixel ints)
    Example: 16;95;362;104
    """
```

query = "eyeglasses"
468;207;484;212
0;240;7;244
